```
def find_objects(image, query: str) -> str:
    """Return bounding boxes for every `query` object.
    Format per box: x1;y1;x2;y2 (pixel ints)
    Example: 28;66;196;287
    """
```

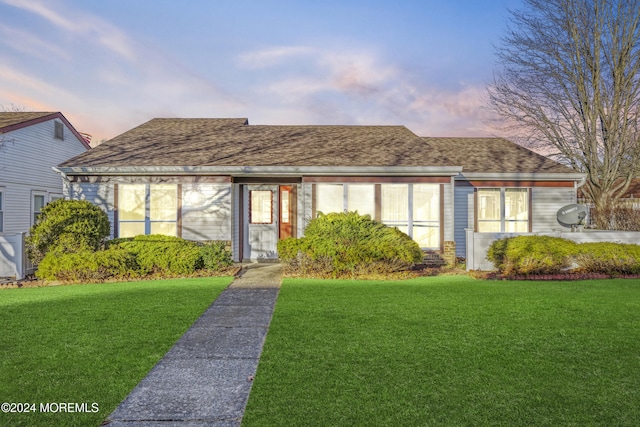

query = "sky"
0;0;523;144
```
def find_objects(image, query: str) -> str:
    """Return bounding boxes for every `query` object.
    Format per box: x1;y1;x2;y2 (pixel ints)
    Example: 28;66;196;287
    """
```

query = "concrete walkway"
106;263;282;426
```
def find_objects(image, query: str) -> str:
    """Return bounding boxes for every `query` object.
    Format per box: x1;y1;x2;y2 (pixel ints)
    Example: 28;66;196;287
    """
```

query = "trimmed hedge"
278;211;423;277
36;235;233;282
487;235;640;276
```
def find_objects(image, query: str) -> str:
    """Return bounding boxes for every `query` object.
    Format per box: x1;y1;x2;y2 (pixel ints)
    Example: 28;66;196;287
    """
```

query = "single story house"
0;112;90;279
57;118;585;264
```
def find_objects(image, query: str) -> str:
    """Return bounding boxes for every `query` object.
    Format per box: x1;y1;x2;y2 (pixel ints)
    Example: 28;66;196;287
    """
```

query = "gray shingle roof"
59;118;576;175
0;112;56;130
60;118;453;168
423;137;575;174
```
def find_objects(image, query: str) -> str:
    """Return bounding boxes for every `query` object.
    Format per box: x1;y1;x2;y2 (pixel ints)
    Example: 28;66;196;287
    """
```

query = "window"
316;184;344;215
54;121;64;140
250;190;273;224
33;193;46;225
477;188;529;232
314;183;441;249
0;189;4;232
118;184;178;237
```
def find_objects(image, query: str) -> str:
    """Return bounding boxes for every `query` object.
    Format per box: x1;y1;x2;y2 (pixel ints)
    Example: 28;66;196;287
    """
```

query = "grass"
243;276;640;426
0;277;232;427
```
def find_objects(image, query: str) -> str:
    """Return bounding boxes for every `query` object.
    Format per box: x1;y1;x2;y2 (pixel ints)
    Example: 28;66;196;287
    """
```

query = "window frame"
313;182;441;250
476;187;531;233
32;191;47;226
249;190;273;224
117;184;179;237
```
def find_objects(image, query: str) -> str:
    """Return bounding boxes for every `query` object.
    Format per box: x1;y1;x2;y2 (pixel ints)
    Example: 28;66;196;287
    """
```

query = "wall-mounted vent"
54;121;64;140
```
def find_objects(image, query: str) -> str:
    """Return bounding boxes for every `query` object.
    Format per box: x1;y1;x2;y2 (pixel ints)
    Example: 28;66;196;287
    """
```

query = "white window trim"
32;191;47;226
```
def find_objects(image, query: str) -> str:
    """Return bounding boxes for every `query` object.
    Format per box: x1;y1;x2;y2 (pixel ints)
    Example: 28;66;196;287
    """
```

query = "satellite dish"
557;204;588;227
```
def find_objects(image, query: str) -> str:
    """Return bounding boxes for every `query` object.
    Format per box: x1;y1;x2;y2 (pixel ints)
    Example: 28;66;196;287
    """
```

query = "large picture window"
477;188;529;233
314;183;441;249
118;184;178;237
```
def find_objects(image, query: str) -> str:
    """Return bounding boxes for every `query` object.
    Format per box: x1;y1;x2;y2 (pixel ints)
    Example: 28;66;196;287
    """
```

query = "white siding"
0;119;88;234
69;182;115;237
182;183;232;241
531;187;577;232
299;183;313;237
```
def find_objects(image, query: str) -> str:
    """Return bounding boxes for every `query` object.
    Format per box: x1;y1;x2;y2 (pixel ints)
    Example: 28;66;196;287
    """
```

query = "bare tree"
488;0;640;227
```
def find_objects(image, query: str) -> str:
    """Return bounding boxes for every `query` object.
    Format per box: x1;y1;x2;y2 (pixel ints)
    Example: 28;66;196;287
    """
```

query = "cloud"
2;0;135;60
236;45;494;136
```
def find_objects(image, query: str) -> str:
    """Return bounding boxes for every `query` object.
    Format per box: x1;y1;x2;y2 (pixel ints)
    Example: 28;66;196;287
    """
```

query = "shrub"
574;242;640;275
26;199;110;264
200;241;233;271
278;211;423;277
36;246;139;282
116;235;204;275
591;204;640;230
487;235;578;275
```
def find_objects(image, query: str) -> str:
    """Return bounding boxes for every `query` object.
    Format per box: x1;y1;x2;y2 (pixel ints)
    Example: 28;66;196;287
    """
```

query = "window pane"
281;189;290;224
381;184;408;222
413;224;439;248
478;189;501;221
0;192;3;210
347;185;375;217
150;184;177;221
250;190;272;224
316;184;344;214
34;195;45;211
506;189;529;221
413;184;439;221
120;184;146;221
505;221;529;233
478;221;501;232
119;222;145;238
151;222;177;236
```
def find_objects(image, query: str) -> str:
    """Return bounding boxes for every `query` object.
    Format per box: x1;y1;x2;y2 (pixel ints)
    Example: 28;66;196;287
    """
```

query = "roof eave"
456;172;586;181
57;165;463;177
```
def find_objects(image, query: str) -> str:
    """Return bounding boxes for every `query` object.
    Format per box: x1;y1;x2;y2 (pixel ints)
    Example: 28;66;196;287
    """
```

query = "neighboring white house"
0;112;90;279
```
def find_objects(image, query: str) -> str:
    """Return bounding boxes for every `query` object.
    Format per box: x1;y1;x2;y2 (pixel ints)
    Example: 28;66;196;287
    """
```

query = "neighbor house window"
54;121;64;140
0;189;4;232
32;192;46;225
314;183;440;249
118;184;178;237
477;188;529;232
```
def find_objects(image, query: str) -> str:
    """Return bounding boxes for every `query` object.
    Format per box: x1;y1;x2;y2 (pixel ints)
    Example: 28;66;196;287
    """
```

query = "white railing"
0;232;34;280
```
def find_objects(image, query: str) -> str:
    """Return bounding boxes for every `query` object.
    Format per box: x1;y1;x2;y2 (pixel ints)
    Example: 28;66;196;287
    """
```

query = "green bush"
574;242;640;275
487;236;640;276
26;199;110;264
36;246;139;281
487;235;578;275
200;241;233;271
116;235;204;275
278;211;423;277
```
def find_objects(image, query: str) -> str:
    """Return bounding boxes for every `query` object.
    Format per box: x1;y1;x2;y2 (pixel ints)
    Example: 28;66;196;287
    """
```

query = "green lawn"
0;277;232;427
243;276;640;426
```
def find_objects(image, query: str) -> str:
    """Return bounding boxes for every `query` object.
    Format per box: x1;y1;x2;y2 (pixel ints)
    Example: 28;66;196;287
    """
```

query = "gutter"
56;165;464;177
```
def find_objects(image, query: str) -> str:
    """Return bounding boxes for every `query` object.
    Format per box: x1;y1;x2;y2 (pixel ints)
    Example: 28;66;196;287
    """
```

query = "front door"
243;184;296;261
244;185;278;261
